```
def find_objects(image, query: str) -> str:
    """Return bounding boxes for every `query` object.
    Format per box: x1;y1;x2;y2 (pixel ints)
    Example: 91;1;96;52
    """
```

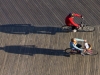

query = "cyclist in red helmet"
62;13;83;32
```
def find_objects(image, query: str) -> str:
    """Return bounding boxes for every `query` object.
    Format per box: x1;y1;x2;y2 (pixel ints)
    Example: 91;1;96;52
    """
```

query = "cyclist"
70;38;86;56
62;13;83;32
84;41;92;54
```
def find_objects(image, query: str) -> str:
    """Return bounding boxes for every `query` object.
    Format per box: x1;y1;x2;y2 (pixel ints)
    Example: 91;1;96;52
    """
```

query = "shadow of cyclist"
0;45;70;57
0;24;70;35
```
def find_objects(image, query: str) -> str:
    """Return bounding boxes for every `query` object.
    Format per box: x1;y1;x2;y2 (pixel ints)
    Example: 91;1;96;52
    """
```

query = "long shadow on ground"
0;45;70;57
0;24;69;35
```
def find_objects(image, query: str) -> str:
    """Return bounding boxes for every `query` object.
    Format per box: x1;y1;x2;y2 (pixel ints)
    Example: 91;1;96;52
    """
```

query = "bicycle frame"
80;18;87;27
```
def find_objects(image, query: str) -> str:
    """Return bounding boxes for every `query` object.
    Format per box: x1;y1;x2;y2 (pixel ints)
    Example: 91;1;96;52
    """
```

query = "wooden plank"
0;0;100;75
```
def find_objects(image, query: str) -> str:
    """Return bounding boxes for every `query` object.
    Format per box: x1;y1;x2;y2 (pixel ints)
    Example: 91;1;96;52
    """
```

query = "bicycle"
62;18;95;32
64;48;98;56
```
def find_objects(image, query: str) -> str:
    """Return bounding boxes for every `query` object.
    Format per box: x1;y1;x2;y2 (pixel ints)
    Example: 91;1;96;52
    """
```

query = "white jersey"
85;43;89;49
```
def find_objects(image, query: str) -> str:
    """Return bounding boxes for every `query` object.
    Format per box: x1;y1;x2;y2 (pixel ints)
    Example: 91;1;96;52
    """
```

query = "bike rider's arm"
74;38;85;41
69;18;79;27
73;13;82;18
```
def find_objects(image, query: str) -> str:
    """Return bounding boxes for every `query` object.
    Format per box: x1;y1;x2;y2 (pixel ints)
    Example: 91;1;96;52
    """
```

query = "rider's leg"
77;49;85;56
72;26;78;32
76;44;85;56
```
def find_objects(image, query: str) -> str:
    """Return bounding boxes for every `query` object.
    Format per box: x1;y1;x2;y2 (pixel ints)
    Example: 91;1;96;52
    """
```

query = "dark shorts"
76;44;82;48
72;26;78;30
72;44;82;50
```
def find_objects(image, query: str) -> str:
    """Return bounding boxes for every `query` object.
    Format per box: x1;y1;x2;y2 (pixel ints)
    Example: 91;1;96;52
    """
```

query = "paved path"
0;0;100;75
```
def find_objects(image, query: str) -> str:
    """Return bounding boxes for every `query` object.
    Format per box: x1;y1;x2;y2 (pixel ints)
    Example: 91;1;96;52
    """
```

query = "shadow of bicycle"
0;24;70;35
0;45;70;57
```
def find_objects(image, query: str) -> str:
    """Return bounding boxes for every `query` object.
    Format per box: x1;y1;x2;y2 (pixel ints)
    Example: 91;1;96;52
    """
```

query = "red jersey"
65;13;82;27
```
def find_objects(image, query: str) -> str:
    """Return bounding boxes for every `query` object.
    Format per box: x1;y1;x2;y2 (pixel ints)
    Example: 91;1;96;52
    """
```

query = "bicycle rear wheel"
64;48;71;53
64;48;78;55
82;26;95;32
62;26;72;31
64;48;71;57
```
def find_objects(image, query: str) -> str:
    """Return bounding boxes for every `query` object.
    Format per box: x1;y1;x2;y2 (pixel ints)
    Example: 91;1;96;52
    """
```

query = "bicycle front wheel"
82;26;95;32
90;50;98;55
86;50;98;55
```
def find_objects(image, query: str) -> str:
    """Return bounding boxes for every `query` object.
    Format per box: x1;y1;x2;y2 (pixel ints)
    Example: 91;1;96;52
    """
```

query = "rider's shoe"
73;29;77;32
81;53;85;56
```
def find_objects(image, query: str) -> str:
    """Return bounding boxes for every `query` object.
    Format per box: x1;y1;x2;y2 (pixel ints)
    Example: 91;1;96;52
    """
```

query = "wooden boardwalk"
0;0;100;75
